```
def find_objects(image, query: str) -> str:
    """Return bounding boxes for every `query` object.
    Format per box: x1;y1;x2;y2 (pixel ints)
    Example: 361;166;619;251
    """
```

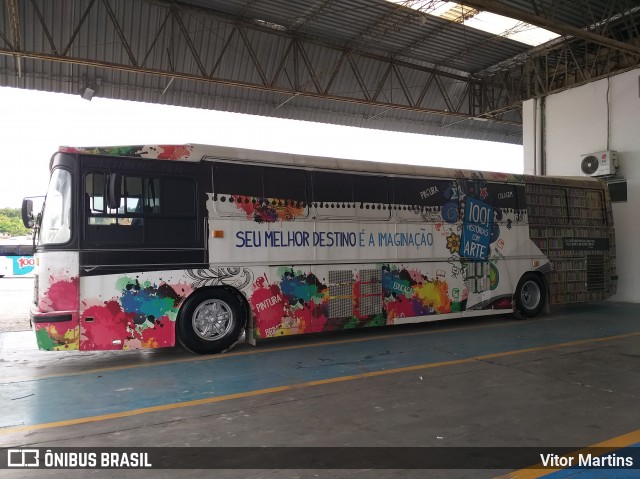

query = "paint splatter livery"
250;269;330;338
58;144;194;160
230;195;306;223
33;273;80;351
383;265;455;320
80;277;193;350
31;143;616;354
248;264;468;339
35;321;79;351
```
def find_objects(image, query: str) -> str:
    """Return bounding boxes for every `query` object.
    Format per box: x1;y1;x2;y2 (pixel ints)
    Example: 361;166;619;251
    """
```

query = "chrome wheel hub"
520;280;541;310
192;299;233;341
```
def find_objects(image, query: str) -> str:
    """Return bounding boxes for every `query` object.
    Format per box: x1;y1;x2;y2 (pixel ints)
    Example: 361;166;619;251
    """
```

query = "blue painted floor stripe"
2;305;640;429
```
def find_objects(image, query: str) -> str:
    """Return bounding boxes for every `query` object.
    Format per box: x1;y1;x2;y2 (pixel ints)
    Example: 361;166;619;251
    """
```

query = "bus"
21;144;617;354
0;241;35;278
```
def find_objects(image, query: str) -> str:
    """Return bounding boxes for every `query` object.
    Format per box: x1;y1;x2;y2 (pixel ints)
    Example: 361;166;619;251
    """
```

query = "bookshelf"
526;181;616;305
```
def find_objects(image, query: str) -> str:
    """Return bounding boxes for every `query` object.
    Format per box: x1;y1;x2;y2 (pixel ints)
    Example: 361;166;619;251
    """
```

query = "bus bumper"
30;308;80;351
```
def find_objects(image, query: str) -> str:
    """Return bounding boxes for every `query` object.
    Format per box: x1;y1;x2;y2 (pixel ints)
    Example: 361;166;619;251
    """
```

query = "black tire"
513;273;546;319
177;288;247;355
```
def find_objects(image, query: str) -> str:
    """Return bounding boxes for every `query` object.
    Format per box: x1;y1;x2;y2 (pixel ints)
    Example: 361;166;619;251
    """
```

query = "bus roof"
58;143;600;185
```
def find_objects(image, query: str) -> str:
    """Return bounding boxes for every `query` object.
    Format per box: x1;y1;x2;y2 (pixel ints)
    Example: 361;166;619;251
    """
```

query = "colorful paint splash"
250;265;461;339
80;277;193;350
34;321;79;351
58;145;147;156
155;145;193;160
39;277;79;312
58;144;194;160
250;269;328;338
231;195;306;223
383;265;454;320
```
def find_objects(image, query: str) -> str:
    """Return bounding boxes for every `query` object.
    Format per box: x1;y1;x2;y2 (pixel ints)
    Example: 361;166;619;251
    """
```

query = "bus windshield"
40;168;72;245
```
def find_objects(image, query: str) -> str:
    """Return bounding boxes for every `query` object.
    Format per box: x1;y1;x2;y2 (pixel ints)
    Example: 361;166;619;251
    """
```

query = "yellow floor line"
1;331;639;437
493;428;640;479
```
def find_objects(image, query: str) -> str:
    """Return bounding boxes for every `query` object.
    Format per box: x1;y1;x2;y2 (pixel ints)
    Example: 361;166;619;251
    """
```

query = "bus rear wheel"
177;288;247;354
514;273;546;319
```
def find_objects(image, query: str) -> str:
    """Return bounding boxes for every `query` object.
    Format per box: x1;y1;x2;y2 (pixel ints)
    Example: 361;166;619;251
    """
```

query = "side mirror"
106;173;122;210
21;198;34;228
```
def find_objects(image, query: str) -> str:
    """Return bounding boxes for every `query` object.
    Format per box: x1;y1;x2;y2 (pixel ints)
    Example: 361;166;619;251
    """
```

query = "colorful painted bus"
22;144;617;354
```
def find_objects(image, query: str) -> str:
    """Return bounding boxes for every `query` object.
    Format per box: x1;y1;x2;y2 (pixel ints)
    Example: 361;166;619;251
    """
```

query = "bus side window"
263;166;308;211
85;172;116;225
212;163;263;217
482;183;525;224
144;178;161;213
144;177;198;245
353;175;390;220
312;171;353;219
214;163;263;198
125;176;143;215
85;173;106;214
161;177;195;216
85;173;151;227
392;178;456;222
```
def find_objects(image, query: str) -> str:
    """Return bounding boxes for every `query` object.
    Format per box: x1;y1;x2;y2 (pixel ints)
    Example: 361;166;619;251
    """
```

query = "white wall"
522;99;537;174
523;68;640;302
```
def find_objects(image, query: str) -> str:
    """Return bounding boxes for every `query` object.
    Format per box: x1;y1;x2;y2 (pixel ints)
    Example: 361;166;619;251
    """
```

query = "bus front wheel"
514;273;546;319
177;288;247;354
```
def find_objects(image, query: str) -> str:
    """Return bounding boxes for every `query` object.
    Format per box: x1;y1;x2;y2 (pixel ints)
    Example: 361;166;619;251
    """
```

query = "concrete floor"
1;296;640;479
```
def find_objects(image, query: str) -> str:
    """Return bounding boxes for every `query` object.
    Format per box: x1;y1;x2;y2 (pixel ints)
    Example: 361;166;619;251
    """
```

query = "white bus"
22;144;616;354
0;241;35;278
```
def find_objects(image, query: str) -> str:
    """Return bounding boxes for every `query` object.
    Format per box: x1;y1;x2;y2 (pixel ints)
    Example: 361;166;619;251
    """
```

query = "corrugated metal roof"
497;0;622;28
0;0;638;145
185;0;532;71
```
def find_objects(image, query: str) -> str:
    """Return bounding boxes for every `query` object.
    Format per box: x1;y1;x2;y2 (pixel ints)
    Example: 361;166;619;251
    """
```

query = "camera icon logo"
7;449;40;467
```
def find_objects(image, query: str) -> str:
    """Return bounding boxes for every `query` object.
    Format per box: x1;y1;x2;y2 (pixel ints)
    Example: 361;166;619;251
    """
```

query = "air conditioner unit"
580;150;617;176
